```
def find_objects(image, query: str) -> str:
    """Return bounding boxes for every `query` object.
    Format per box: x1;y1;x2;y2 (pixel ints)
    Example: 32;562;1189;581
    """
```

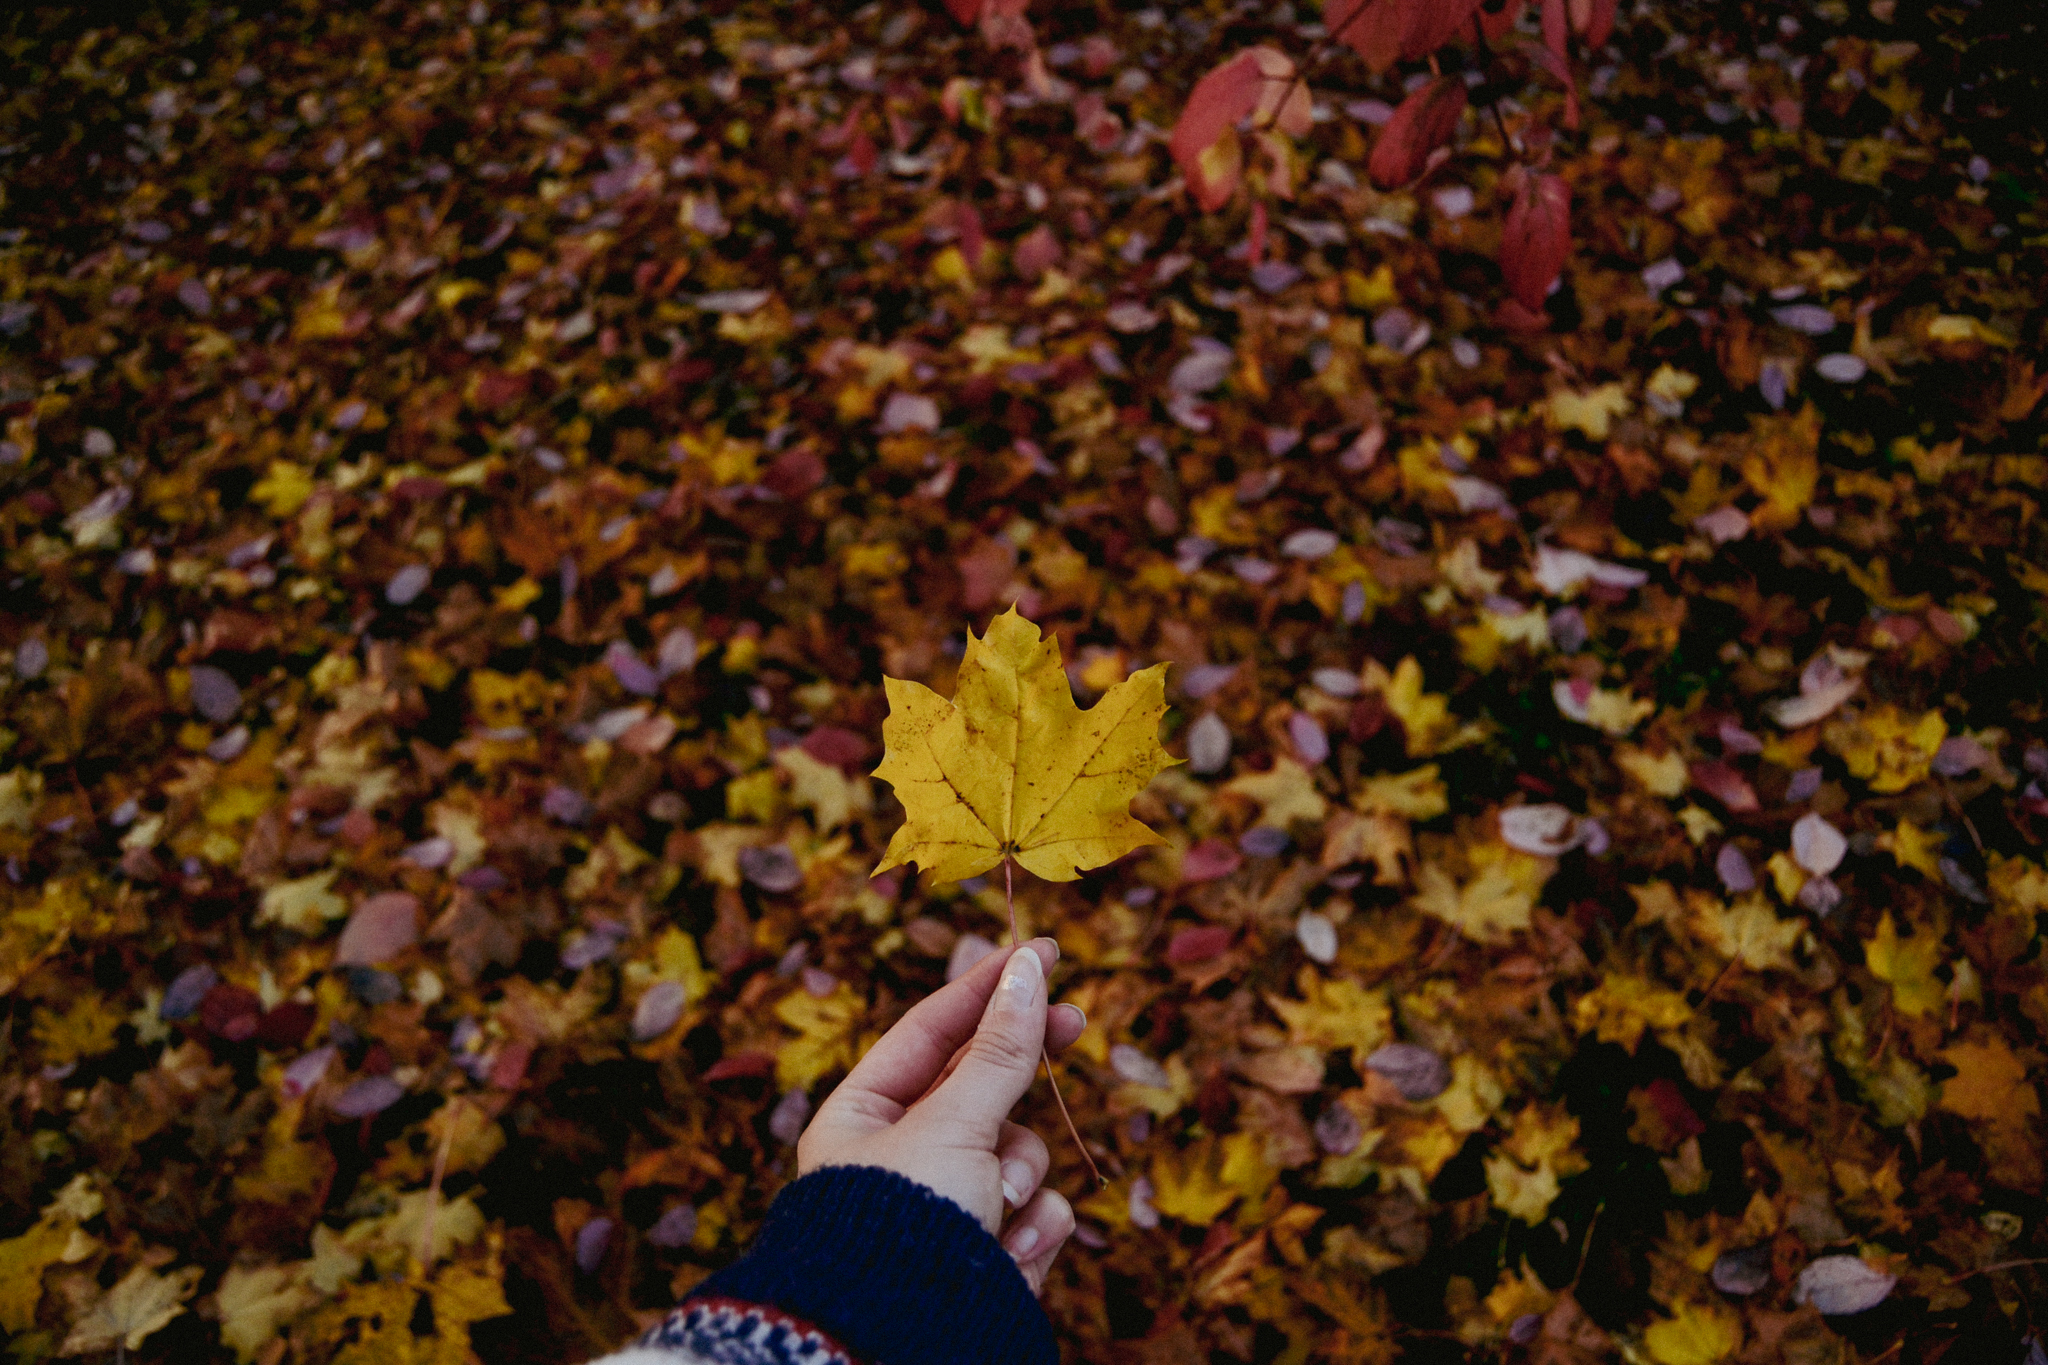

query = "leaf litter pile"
1;0;2046;1361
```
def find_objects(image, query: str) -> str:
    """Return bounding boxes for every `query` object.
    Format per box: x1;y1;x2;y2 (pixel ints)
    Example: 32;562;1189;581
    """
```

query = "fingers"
995;1121;1050;1211
1001;1187;1075;1295
924;946;1048;1145
1046;1002;1085;1056
833;938;1059;1112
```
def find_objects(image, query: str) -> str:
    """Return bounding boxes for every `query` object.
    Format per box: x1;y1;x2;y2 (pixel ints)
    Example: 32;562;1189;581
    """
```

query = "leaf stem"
1007;857;1105;1187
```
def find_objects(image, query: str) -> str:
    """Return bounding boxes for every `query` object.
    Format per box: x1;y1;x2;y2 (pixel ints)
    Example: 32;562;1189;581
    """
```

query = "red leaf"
1180;837;1243;884
1167;924;1234;964
1368;76;1467;190
1690;760;1760;814
1169;47;1303;212
1246;200;1269;268
944;0;983;25
1325;0;1410;73
1499;170;1570;310
1579;0;1617;46
704;1051;776;1081
1542;0;1568;67
1400;0;1489;60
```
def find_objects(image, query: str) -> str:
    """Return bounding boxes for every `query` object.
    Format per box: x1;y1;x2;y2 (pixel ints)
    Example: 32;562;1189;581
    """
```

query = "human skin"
795;938;1085;1292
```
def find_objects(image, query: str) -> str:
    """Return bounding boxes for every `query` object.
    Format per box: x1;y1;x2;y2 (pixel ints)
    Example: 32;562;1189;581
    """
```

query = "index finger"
835;937;1058;1111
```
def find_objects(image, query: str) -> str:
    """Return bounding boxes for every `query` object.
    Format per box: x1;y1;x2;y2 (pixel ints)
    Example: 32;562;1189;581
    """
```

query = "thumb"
926;945;1047;1144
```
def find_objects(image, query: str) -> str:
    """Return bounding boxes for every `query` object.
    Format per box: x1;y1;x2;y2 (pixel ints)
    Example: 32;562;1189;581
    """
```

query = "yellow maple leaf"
1412;845;1551;943
302;1253;510;1365
1742;405;1821;531
1989;854;2048;922
872;608;1177;883
249;460;315;518
1825;705;1946;793
257;870;348;934
1370;657;1486;758
1355;765;1449;819
1150;1138;1241;1226
1266;968;1390;1056
1644;1301;1741;1365
1938;1039;2039;1124
1693;893;1805;972
61;1262;203;1356
774;982;866;1090
1572;974;1691;1051
0;1221;70;1333
1865;913;1944;1017
216;1264;318;1363
1885;819;1943;878
1548;383;1631;440
1224;756;1328;828
31;992;123;1066
1485;1154;1561;1223
776;746;874;832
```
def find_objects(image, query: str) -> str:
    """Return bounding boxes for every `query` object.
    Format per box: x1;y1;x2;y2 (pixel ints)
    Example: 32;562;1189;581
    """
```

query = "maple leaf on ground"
1865;913;1944;1017
872;607;1178;884
60;1262;202;1356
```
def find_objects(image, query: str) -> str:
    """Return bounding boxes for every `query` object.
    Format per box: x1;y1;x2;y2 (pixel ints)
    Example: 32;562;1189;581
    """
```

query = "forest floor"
2;0;2047;1361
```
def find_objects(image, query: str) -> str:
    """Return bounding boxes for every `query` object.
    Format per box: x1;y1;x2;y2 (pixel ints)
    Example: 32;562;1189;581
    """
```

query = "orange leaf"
1500;171;1570;311
1368;76;1467;190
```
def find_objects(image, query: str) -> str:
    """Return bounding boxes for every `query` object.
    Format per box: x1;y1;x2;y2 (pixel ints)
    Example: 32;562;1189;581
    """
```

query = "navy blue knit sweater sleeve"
586;1165;1059;1365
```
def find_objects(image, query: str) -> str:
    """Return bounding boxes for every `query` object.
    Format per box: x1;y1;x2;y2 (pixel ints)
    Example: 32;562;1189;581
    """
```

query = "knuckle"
969;1029;1038;1074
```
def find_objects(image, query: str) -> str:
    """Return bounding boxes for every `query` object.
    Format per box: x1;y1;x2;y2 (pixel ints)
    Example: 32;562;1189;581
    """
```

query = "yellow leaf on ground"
1885;819;1943;878
60;1262;202;1356
1354;765;1449;819
1824;705;1946;793
1486;1154;1560;1223
0;1221;69;1334
257;871;348;934
872;608;1177;883
1573;974;1691;1051
774;982;865;1089
1225;757;1328;828
250;460;315;518
1548;384;1631;440
1939;1039;2038;1124
216;1264;318;1363
1644;1301;1741;1365
1266;968;1390;1056
777;746;874;832
1413;845;1552;943
1151;1139;1240;1226
1693;893;1804;972
31;993;123;1066
300;1254;510;1365
1865;913;1944;1017
1369;658;1487;757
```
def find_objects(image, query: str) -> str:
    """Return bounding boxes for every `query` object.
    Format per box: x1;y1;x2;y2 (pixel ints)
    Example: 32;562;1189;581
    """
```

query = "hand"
796;937;1086;1293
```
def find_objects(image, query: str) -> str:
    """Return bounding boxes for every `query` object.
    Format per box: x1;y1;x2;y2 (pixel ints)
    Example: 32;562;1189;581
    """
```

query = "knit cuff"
684;1165;1059;1365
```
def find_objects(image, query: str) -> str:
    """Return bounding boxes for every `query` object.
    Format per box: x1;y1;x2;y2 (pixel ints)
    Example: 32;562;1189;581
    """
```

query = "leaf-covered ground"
2;0;2046;1361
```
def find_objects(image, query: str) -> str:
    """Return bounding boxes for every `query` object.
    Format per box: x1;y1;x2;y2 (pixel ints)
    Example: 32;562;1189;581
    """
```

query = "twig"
1569;1199;1606;1291
1471;14;1518;152
1007;858;1104;1187
1951;1257;2048;1283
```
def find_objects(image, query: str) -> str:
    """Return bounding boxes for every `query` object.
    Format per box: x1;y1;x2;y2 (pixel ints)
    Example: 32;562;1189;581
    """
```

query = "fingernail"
1039;937;1060;963
1060;1003;1087;1029
995;946;1042;1012
1006;1224;1041;1260
1001;1161;1033;1206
